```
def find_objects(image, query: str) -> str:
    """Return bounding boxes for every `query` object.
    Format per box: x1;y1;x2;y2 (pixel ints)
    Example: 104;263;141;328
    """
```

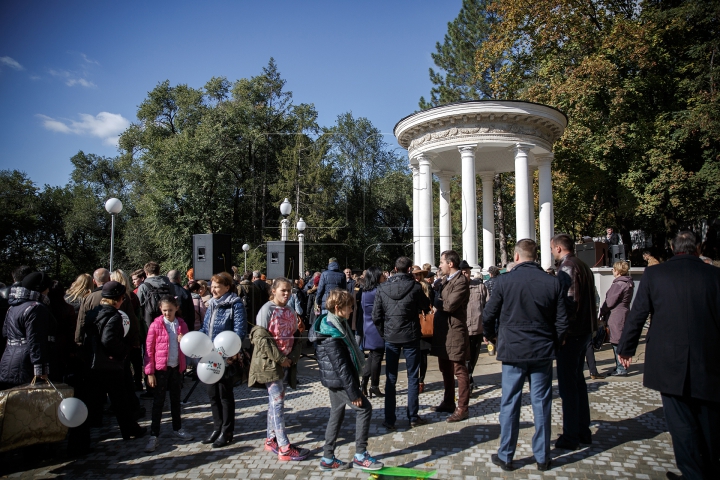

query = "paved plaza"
1;330;679;479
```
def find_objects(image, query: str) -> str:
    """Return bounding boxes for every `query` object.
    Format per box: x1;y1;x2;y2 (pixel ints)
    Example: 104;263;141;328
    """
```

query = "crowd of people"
0;231;718;478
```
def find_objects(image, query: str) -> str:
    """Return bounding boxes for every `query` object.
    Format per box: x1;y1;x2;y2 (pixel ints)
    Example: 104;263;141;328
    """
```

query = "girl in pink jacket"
144;296;192;453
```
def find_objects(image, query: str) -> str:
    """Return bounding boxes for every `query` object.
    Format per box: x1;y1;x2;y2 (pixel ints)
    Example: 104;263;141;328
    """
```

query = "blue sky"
0;1;460;187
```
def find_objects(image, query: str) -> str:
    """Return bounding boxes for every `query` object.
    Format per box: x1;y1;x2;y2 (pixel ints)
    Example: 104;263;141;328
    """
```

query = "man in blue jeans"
372;256;430;429
483;239;569;471
551;233;598;450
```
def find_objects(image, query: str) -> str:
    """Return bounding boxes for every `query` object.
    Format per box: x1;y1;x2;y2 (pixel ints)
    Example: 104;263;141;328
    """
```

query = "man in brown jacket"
431;250;471;422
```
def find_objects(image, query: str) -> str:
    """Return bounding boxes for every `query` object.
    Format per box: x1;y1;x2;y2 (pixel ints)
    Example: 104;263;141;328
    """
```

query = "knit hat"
21;272;52;293
101;281;126;298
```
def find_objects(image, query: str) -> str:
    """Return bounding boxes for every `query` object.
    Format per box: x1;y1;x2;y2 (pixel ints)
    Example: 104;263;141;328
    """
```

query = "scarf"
320;312;365;373
10;286;50;306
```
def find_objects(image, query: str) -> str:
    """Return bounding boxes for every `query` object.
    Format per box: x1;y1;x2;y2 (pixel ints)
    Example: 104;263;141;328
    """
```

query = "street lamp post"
279;198;292;240
242;243;250;274
105;198;123;272
296;218;306;278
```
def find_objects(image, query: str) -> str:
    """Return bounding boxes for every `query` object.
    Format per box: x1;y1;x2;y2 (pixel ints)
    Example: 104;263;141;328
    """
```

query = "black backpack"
143;282;174;327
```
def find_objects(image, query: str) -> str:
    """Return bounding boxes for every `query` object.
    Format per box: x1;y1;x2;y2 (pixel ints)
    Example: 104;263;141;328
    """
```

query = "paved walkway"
1;330;679;479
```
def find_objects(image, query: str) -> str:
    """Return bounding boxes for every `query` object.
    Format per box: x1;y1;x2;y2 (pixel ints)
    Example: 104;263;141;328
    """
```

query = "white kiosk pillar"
537;155;554;269
410;163;420;265
416;153;435;268
437;172;453;256
514;143;533;241
480;172;495;270
459;145;479;268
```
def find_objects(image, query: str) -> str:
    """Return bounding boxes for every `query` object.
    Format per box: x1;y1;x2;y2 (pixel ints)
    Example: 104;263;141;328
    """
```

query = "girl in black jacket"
310;289;383;471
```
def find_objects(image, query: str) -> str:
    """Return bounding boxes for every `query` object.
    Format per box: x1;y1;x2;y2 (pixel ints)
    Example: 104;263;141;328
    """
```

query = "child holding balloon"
250;277;308;461
144;295;193;453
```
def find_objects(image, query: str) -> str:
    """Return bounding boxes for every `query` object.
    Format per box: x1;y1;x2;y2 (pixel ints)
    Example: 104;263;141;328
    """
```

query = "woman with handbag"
360;267;386;398
83;281;146;441
413;267;434;394
600;261;634;377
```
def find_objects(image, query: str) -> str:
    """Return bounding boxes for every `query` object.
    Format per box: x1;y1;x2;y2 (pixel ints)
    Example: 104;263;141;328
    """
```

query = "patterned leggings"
266;380;289;447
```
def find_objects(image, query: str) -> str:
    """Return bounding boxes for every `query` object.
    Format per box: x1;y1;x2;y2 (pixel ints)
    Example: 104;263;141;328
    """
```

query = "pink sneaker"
278;443;310;461
264;437;279;454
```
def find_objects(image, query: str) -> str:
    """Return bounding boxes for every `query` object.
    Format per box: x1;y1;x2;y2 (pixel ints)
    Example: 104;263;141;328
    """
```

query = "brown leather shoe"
432;403;456;413
446;409;469;423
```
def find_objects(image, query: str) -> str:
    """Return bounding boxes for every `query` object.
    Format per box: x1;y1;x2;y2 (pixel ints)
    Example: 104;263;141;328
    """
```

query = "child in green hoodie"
312;289;383;471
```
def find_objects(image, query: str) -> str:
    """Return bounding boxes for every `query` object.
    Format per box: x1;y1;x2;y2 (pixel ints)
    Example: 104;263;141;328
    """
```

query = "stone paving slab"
0;333;679;479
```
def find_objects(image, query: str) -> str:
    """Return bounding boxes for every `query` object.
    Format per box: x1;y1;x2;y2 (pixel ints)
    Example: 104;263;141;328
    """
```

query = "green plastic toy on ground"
364;465;437;479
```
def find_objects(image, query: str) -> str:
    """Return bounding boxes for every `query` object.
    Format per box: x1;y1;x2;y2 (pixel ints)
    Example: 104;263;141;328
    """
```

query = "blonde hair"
422;263;432;272
111;269;131;289
100;297;122;307
326;288;354;313
65;273;93;303
613;261;630;276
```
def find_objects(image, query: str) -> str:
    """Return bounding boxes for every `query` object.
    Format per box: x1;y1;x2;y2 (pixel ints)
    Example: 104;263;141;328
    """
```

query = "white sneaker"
145;435;158;453
173;429;194;441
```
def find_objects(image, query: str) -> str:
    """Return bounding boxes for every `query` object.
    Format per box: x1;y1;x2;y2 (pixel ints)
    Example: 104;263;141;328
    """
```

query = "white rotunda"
394;100;568;271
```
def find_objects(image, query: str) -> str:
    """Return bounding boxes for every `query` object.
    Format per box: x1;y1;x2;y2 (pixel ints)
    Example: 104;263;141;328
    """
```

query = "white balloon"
213;331;242;358
180;331;213;359
119;310;130;337
197;351;225;384
57;397;88;428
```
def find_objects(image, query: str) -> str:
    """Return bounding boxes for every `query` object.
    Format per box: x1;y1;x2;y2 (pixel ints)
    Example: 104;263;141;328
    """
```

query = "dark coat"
600;275;634;344
556;253;598;337
172;282;195;331
239;280;263;325
371;273;430;344
360;289;384;351
84;304;129;362
618;254;720;402
309;318;362;401
316;262;346;310
0;292;56;386
431;272;470;362
467;279;489;336
75;288;140;347
483;261;569;362
346;278;356;293
253;279;270;305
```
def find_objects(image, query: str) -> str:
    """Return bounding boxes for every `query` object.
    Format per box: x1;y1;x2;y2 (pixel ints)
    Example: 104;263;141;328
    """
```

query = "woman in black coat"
0;272;56;389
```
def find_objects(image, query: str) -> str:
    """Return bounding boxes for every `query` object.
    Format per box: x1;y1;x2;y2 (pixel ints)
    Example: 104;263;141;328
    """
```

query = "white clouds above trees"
37;112;130;146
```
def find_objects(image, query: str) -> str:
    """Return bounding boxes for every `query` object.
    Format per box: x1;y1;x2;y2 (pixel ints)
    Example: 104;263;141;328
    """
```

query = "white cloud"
0;56;24;70
37;112;130;146
80;53;99;65
49;69;96;88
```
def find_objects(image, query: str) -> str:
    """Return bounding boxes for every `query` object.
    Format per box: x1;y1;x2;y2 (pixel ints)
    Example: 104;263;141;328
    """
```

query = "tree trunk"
494;173;508;266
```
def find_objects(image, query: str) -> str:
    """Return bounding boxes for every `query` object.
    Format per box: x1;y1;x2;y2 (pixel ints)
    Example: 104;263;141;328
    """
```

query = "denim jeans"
384;340;421;425
556;334;592;444
498;360;553;464
612;344;627;374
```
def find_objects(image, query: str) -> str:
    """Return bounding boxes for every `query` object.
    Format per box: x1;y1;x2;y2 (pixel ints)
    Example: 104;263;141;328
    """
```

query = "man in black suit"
618;231;720;480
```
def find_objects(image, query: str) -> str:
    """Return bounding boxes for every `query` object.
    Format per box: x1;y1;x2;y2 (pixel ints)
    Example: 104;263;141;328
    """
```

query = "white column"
537;155;554;269
416;153;435;267
528;165;536;241
459;145;479;268
480;172;495;270
437;172;452;255
514;143;533;241
410;163;420;265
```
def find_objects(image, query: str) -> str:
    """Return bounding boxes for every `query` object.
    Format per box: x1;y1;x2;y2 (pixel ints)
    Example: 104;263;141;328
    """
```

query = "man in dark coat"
168;270;195;331
238;271;263;324
316;258;346;313
552;233;598;450
618;231;720;479
431;251;470;422
252;271;269;306
483;239;568;471
372;256;430;429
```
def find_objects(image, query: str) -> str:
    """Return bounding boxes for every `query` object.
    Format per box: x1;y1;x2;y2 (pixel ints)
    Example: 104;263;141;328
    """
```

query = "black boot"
361;376;369;397
368;386;385;398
